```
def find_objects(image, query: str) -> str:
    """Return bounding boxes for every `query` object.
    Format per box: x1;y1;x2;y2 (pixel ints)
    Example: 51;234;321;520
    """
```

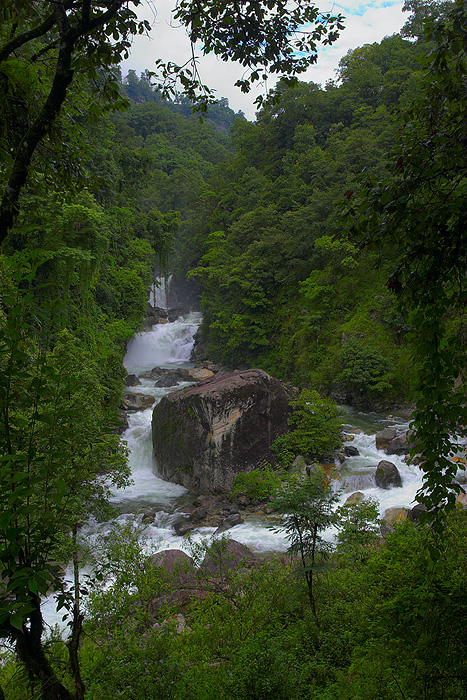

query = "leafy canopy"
346;0;467;523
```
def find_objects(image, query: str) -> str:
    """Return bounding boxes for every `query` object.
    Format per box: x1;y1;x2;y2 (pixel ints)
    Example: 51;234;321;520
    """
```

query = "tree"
0;0;343;250
347;0;467;524
0;255;130;699
272;389;341;467
272;469;339;631
0;0;149;247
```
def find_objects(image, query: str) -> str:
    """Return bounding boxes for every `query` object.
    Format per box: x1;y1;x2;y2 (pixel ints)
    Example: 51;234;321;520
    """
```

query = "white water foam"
149;274;172;310
124;312;201;375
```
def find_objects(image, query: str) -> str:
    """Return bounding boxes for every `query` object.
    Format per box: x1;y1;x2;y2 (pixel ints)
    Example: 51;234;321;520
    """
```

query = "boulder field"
151;368;297;493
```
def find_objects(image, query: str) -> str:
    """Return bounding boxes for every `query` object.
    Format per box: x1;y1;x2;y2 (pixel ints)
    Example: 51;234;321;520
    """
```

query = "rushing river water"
43;302;429;629
114;311;425;550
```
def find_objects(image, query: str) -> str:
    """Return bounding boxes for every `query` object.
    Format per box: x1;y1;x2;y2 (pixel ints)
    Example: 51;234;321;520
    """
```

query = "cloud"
120;0;407;120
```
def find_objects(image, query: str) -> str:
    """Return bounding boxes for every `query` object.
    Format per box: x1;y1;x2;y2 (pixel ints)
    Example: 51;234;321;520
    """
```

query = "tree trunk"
14;602;74;700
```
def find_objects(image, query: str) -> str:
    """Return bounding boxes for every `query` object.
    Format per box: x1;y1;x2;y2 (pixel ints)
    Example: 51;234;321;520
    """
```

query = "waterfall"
150;274;172;310
43;310;460;629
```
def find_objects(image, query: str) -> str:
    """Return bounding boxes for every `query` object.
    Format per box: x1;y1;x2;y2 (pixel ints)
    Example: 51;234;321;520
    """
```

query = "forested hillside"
185;34;424;405
3;0;467;697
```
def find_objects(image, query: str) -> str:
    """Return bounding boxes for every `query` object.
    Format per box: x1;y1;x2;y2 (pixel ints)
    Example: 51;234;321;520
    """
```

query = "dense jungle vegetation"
2;0;467;697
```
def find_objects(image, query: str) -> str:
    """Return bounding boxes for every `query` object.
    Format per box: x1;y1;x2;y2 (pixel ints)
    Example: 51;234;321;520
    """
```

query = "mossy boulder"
151;369;296;493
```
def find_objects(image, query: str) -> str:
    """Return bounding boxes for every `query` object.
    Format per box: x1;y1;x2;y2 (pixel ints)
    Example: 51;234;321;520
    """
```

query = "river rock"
124;374;141;387
375;460;402;489
344;491;365;506
154;305;168;319
200;539;257;576
182;367;215;382
140;367;184;381
344;445;359;457
155;373;181;388
151;369;296;493
150;549;195;580
214;513;244;535
386;430;413;456
382;507;410;526
168;307;186;322
121;392;155;411
375;428;397;450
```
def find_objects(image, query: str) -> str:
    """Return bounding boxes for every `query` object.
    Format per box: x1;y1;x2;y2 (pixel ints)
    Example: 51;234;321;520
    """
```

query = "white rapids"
45;295;464;630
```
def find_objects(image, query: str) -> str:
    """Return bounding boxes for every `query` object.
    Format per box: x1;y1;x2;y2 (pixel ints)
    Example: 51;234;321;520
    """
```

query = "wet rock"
152;369;296;493
386;430;415;456
410;503;428;521
344;445;359;457
375;460;402;489
344;491;365;506
375;428;397;450
140;367;184;382
182;367;215;382
341;434;355;442
121;392;155;411
154;306;168;319
168;307;186;322
124;374;141;387
174;521;194;536
155;375;181;388
214;513;244;535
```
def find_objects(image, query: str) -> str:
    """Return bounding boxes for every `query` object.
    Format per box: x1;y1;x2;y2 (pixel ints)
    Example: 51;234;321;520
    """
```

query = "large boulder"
151;369;296;493
200;539;257;576
375;428;397;450
386;430;414;456
375;460;402;489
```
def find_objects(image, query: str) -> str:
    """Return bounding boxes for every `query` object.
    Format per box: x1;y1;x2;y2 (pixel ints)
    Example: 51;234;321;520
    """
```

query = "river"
42;300;426;629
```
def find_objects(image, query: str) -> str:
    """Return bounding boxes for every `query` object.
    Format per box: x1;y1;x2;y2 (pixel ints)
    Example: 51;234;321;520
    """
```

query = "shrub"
272;389;341;465
229;463;283;501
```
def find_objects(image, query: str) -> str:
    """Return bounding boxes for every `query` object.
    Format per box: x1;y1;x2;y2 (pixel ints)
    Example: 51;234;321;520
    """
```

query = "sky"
120;0;408;120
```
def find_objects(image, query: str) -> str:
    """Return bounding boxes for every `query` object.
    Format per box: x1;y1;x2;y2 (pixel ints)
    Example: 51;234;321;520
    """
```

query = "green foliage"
337;339;395;398
273;390;341;465
335;497;381;561
272;469;339;626
188;36;420;398
346;0;467;519
229;464;283;501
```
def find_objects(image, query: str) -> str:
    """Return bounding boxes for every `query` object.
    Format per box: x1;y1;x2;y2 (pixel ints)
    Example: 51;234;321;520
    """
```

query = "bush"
272;389;341;465
229;464;284;501
336;339;395;398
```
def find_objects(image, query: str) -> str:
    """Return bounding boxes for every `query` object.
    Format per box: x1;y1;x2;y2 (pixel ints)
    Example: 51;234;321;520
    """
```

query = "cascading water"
119;309;289;553
149;273;172;309
44;291;459;629
336;407;421;513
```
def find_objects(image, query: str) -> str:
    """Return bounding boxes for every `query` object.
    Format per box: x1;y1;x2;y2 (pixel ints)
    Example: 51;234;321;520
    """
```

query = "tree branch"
0;13;56;64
